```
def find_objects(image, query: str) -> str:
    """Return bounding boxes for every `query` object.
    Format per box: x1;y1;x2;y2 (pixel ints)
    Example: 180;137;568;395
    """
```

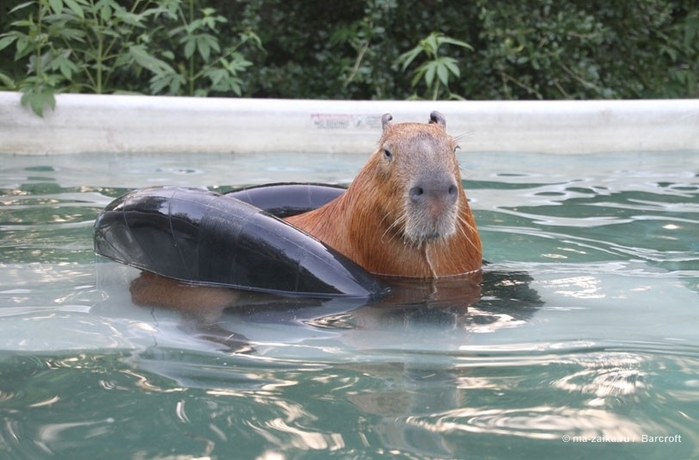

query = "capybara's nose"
409;179;458;206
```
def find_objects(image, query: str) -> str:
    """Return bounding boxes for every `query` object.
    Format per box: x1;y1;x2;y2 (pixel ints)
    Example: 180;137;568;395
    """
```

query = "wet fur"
131;113;482;311
286;114;482;277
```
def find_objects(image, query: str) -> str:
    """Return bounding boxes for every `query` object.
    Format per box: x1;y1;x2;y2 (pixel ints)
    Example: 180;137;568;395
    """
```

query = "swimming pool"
1;148;698;459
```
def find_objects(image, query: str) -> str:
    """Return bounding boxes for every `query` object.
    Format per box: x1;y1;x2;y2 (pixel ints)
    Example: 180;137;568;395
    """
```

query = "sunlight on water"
0;151;698;459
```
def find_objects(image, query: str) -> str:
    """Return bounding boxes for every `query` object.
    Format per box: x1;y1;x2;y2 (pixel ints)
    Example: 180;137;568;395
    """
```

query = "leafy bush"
396;32;473;100
1;0;696;115
468;0;699;99
235;0;698;100
0;0;261;115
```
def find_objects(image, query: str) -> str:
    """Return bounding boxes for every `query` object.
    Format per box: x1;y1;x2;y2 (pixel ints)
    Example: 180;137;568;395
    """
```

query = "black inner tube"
94;184;385;299
225;182;346;218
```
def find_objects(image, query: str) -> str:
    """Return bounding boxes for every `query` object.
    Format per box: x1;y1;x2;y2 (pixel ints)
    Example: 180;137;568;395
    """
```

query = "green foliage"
330;0;397;97
473;0;617;99
397;32;472;100
145;1;261;97
0;0;696;115
235;0;697;101
0;0;261;116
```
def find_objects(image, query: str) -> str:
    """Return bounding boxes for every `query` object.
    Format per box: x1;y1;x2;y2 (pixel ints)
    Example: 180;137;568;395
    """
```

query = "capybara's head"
357;111;464;246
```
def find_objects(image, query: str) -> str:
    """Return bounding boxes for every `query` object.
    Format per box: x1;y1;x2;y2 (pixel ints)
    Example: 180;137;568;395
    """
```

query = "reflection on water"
4;348;696;459
0;152;698;459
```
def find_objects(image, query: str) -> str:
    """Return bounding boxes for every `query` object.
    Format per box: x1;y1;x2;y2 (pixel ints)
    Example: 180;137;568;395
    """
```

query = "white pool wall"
1;91;698;155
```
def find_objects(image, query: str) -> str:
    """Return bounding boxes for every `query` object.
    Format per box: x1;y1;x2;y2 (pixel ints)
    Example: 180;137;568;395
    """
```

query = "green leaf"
188;18;203;32
201;14;218;31
15;36;32;60
149;70;185;95
148;72;171;94
197;37;211;61
411;66;425;88
436;61;449;86
114;8;144;27
20;86;57;117
52;53;78;79
99;1;112;23
183;37;196;59
229;80;241;96
10;19;37;30
128;45;174;74
63;0;85;19
205;67;227;87
0;71;16;89
424;33;440;53
196;34;219;61
0;35;17;52
57;27;86;42
239;31;262;49
9;1;36;15
151;1;178;20
169;25;187;39
48;0;63;14
442;57;460;77
436;36;473;50
225;52;251;72
397;46;422;71
423;61;436;88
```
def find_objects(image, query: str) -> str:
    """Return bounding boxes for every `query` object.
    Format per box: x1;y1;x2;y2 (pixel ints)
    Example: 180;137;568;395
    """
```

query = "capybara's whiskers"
129;111;484;315
456;213;480;251
383;211;407;244
285;111;482;277
454;131;474;142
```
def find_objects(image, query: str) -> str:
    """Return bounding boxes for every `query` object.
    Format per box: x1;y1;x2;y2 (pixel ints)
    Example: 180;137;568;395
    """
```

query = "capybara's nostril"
409;186;425;202
448;183;458;198
411;181;457;203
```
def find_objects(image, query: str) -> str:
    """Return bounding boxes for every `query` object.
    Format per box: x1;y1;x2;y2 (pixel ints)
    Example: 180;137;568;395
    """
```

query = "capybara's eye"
382;148;392;160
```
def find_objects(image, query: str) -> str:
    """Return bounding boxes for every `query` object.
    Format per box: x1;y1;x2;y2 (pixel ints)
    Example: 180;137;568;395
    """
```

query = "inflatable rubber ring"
225;182;345;218
94;185;385;299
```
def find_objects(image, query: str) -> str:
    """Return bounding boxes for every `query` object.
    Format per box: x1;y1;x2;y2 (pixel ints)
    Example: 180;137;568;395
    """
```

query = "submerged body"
129;111;482;310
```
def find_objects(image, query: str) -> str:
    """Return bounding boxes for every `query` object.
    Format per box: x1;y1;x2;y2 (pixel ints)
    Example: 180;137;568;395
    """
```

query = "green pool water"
1;151;698;460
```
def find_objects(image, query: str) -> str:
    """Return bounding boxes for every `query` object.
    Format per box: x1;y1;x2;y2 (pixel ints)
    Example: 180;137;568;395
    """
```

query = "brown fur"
130;271;240;321
130;113;482;312
286;115;482;277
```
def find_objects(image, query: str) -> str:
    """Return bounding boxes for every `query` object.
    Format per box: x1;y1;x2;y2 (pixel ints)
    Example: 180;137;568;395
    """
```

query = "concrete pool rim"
1;91;697;155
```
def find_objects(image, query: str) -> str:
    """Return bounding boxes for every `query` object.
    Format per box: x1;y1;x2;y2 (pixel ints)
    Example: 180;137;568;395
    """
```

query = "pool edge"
1;91;698;155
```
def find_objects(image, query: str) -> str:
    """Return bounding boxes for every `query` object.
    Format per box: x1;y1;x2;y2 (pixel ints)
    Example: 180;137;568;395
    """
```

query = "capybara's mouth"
404;216;457;245
403;196;459;244
417;231;444;242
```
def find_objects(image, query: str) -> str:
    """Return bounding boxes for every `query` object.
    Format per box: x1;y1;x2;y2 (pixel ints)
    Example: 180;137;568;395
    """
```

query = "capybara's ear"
429;111;446;128
381;113;393;130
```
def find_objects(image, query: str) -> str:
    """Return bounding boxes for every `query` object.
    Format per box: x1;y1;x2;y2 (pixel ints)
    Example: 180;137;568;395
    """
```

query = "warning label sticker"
311;114;382;130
